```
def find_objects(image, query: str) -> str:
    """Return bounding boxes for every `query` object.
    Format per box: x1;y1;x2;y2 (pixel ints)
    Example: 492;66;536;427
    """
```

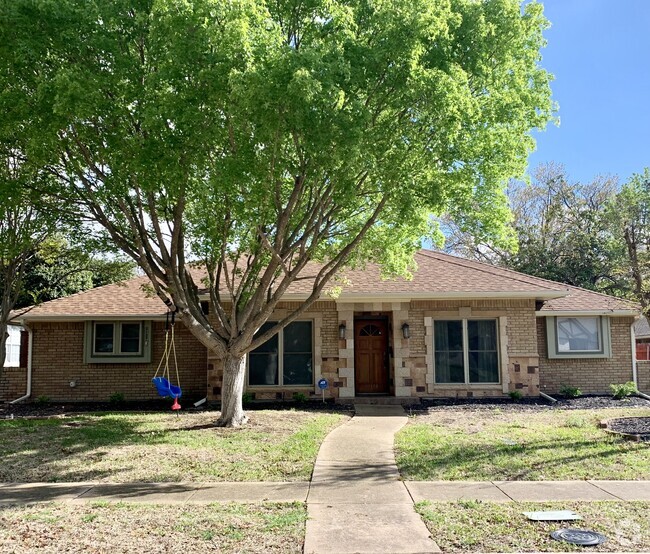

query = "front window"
248;321;313;386
93;322;142;356
434;319;499;384
556;317;601;353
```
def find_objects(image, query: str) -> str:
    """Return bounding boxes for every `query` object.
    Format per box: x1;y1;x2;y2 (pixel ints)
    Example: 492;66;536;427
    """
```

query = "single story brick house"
3;250;647;404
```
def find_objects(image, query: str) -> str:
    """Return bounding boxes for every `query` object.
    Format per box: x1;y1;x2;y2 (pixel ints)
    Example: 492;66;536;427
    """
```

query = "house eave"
536;310;639;317
11;314;168;324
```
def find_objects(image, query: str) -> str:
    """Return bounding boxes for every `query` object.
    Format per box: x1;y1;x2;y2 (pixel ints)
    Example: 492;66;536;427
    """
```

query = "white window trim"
246;320;314;388
84;321;152;364
3;326;22;368
432;317;501;385
546;316;612;359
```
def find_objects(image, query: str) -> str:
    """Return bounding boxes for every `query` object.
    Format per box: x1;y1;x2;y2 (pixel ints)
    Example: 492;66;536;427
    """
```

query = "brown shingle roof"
11;250;639;321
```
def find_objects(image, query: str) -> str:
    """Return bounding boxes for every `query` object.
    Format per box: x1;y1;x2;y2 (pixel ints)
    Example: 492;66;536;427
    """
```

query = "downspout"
631;321;638;387
10;323;32;404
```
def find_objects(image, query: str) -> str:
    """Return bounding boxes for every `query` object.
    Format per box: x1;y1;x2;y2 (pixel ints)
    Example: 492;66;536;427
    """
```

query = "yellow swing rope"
170;323;181;391
153;327;170;380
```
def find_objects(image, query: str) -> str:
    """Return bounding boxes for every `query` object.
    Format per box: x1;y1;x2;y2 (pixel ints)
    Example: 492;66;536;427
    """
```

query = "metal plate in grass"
523;510;582;521
550;528;607;546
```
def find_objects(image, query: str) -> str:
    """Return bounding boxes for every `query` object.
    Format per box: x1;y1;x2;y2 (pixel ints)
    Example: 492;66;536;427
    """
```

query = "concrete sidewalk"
3;479;650;506
0;481;309;505
304;404;441;554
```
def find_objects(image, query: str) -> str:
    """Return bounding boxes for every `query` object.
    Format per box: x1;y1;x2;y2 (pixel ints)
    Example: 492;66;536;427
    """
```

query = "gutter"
10;323;33;404
631;321;638;388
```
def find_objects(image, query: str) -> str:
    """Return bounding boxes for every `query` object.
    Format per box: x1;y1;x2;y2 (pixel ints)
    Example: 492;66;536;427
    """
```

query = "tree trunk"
216;352;248;427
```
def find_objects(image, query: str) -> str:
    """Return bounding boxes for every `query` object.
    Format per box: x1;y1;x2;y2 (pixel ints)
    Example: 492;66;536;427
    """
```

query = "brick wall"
0;366;28;403
538;316;635;394
637;360;650;392
26;321;207;403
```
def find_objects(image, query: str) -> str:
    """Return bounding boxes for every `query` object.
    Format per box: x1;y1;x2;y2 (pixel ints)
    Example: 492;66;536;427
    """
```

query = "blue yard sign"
318;378;328;390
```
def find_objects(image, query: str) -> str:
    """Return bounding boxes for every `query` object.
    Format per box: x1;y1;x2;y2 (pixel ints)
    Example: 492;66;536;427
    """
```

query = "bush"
242;392;254;405
109;392;125;405
508;390;523;402
292;392;308;403
35;395;50;405
610;381;638;400
559;384;582;398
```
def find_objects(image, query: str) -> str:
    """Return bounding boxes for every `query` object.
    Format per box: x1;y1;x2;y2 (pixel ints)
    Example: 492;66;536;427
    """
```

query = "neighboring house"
3;250;646;404
634;316;650;361
3;325;22;368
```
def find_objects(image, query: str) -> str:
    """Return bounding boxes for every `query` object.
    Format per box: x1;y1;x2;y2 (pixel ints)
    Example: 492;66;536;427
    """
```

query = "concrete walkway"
3;479;650;506
304;404;441;554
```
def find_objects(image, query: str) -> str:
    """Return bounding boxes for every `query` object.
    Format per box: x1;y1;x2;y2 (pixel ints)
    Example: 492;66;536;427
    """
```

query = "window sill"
433;383;502;388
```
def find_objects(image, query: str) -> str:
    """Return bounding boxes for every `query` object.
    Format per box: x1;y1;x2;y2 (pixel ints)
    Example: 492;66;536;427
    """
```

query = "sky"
526;0;650;185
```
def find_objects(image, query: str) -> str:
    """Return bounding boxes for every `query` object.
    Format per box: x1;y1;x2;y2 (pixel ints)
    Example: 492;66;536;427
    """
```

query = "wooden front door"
354;319;389;394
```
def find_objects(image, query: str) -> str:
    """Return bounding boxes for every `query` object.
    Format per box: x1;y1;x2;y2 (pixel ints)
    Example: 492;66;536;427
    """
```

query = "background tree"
444;163;622;293
0;152;61;370
1;0;553;425
609;168;650;313
14;234;135;309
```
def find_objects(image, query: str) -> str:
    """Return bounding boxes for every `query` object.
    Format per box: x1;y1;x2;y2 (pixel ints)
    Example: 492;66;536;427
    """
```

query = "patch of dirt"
607;417;650;440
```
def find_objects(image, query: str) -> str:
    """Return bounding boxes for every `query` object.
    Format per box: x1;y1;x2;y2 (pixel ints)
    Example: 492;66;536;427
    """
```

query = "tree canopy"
1;0;554;424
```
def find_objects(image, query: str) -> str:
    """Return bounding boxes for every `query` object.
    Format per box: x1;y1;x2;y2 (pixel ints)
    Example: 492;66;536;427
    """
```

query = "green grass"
0;502;306;554
396;408;650;480
416;500;650;552
0;410;347;482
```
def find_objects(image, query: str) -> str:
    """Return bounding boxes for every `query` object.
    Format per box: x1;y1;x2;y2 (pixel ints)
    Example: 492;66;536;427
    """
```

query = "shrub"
292;392;308;403
610;381;638;400
508;390;523;402
109;392;125;405
35;395;50;405
559;384;582;398
242;392;254;405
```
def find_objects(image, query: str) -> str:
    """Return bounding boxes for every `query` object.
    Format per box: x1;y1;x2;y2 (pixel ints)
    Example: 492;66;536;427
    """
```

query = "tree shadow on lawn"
0;414;217;483
398;435;649;481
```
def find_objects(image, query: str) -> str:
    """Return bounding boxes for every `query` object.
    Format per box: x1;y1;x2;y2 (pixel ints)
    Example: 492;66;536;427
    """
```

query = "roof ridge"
417;250;567;292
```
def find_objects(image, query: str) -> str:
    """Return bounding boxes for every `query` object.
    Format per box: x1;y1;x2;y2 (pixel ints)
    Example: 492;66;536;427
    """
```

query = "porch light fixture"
339;323;346;339
401;323;410;339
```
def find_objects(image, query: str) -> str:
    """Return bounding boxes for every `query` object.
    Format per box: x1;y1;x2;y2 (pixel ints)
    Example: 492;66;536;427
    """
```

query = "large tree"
1;0;553;425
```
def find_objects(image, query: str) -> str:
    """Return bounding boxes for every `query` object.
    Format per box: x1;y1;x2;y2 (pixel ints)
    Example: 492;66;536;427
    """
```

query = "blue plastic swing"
152;311;183;409
152;376;182;399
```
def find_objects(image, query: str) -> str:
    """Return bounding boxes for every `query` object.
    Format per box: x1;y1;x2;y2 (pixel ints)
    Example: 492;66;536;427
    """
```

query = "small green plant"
508;390;523;402
35;395;50;405
559;384;582;398
292;392;308;403
109;392;125;405
242;392;254;405
610;381;638;400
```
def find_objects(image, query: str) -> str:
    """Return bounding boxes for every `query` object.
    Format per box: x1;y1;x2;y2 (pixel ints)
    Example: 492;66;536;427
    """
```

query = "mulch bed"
606;416;650;441
0;399;353;419
410;394;650;413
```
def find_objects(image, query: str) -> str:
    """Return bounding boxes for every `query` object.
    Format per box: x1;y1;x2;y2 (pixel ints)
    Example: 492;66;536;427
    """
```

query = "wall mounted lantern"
401;323;410;339
339;323;346;339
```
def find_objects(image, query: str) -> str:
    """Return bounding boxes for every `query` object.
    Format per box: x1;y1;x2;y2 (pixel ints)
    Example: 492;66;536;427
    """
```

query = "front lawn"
0;501;306;554
416;500;650;553
0;410;347;482
396;407;650;481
